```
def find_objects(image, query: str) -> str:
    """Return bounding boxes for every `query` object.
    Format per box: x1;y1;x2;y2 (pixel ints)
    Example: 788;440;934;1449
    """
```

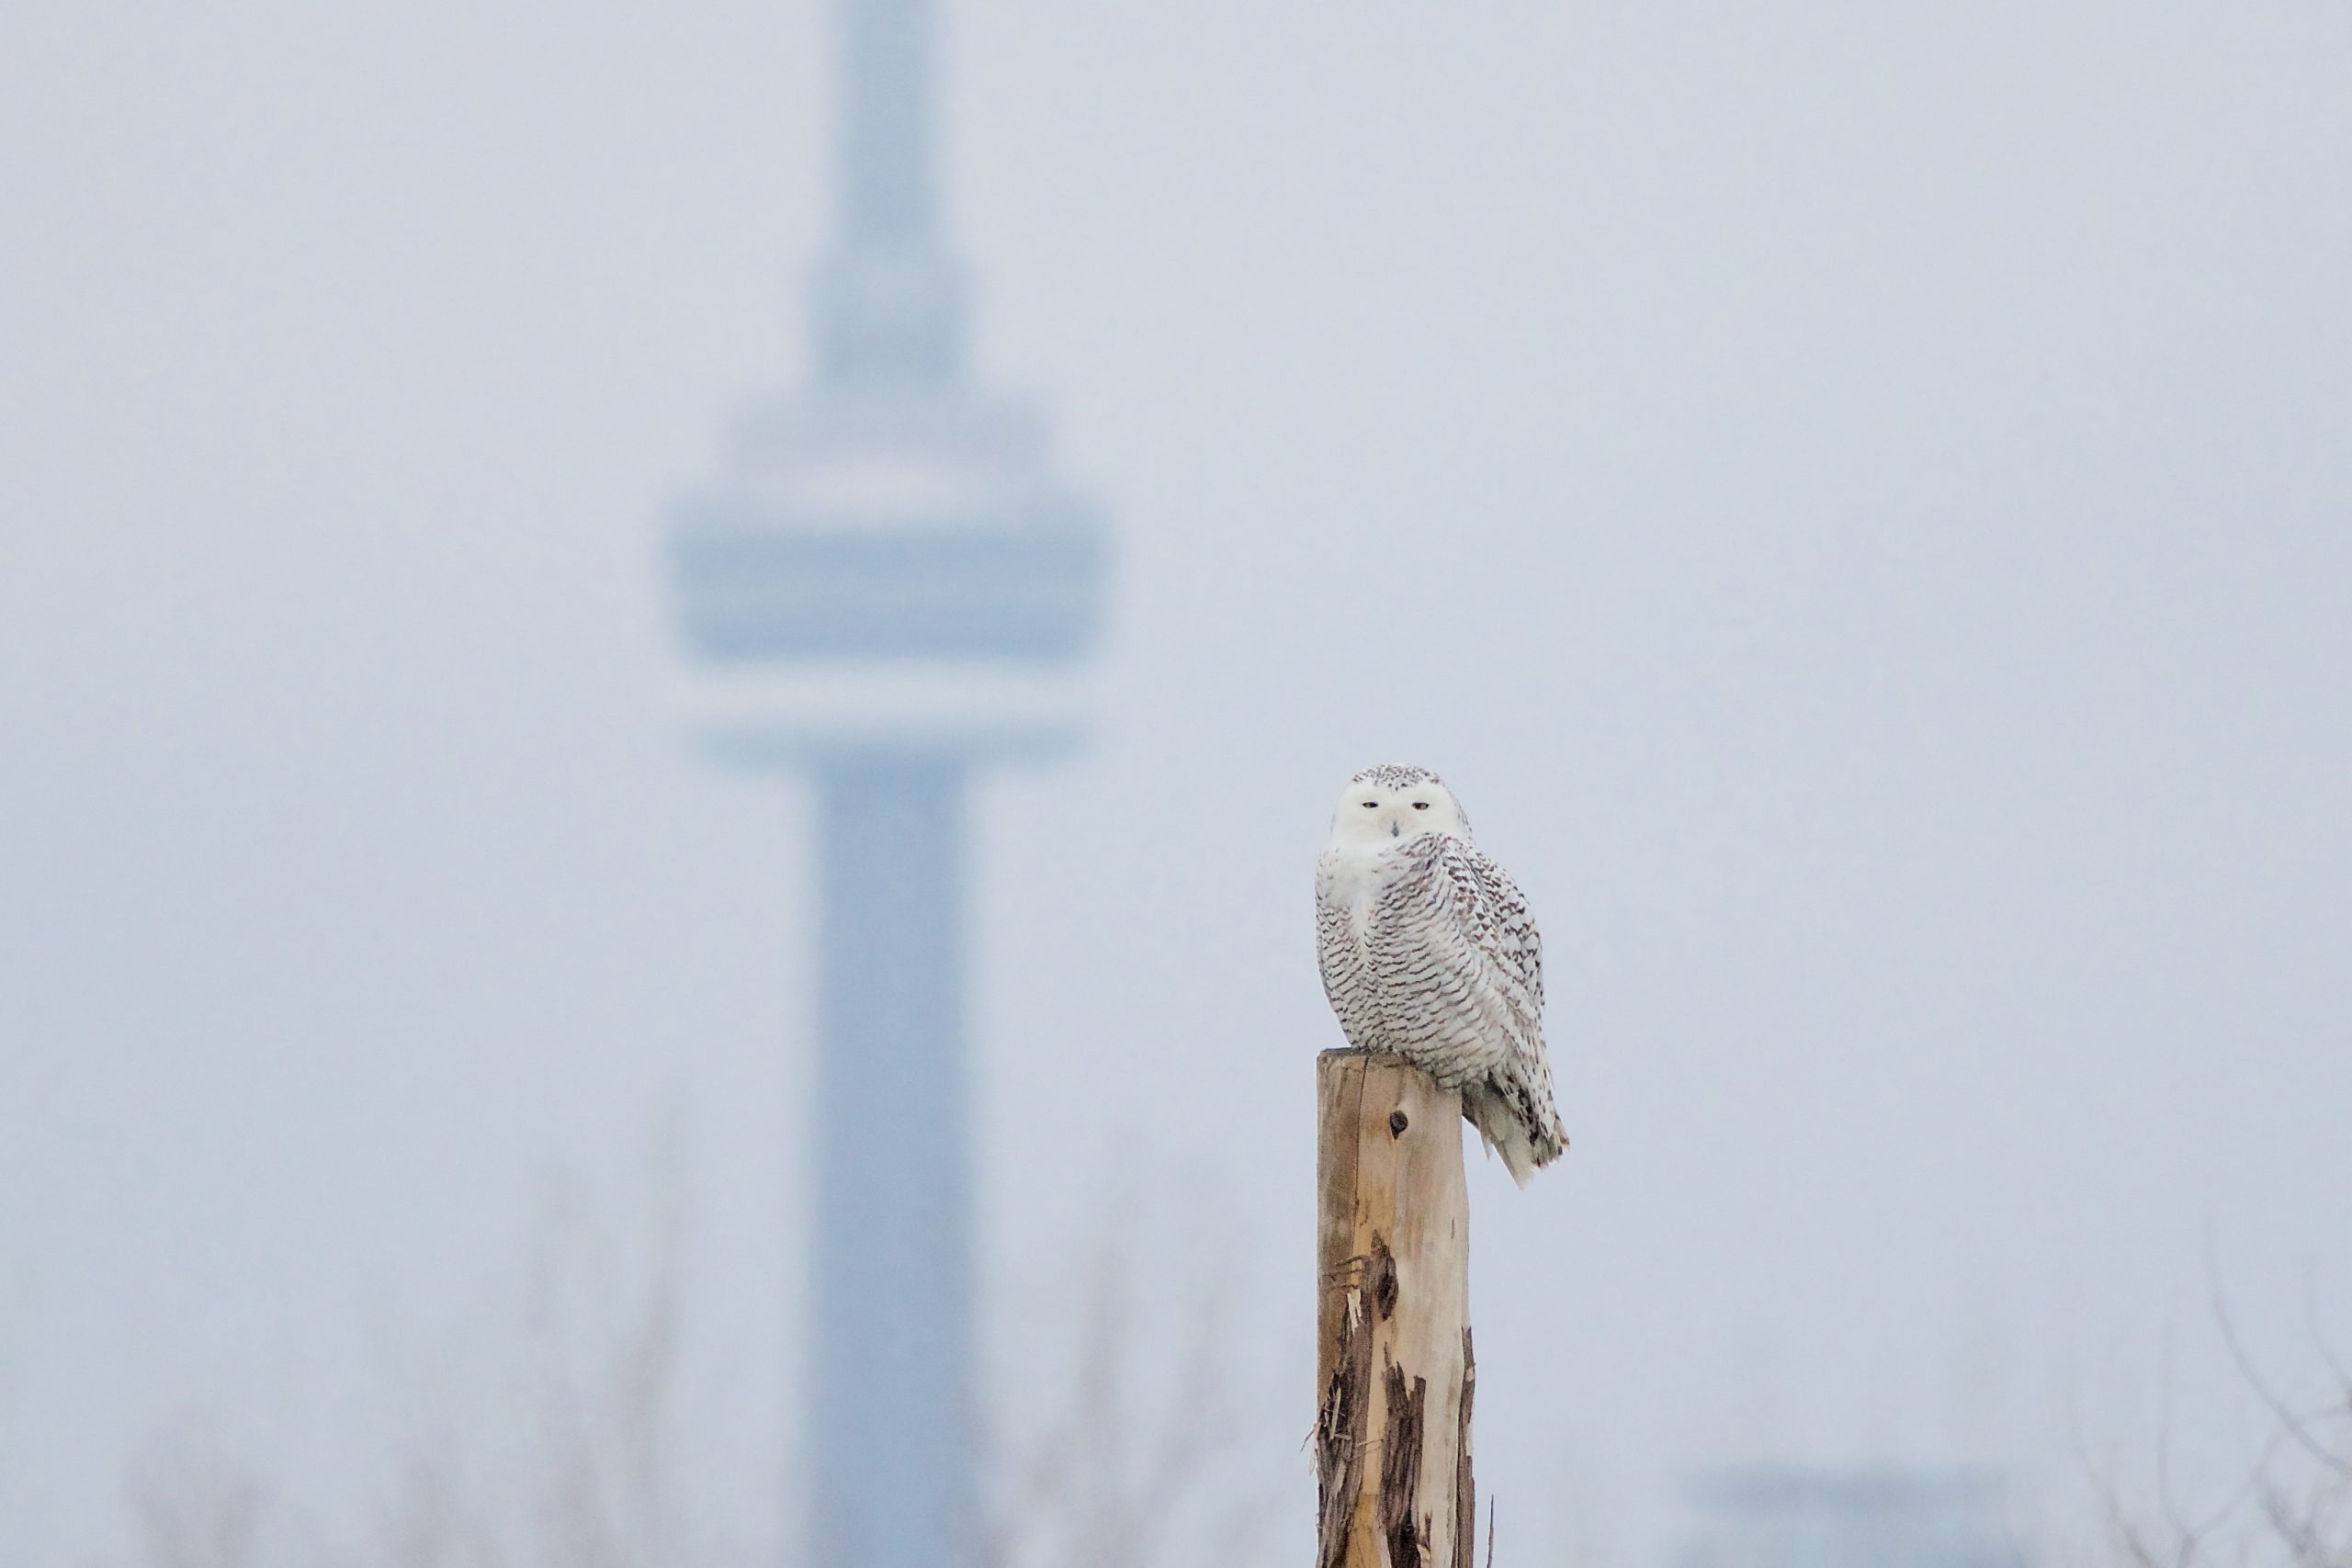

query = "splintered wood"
1315;1051;1476;1568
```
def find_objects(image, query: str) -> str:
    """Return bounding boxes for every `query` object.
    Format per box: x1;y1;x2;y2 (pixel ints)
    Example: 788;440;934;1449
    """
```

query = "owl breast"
1314;836;1492;1077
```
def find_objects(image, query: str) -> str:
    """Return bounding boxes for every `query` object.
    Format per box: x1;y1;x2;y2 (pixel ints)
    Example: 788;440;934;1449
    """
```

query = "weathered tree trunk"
1315;1051;1476;1568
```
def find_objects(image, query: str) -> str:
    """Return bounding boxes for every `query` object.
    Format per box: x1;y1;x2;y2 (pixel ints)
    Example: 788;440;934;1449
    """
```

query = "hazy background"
4;1;2348;1562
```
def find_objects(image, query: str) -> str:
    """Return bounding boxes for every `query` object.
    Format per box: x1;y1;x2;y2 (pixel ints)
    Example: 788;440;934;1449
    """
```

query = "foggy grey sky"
4;1;2349;1562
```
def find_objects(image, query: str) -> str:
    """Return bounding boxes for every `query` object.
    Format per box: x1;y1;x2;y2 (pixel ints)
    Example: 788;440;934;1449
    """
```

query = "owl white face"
1326;767;1473;851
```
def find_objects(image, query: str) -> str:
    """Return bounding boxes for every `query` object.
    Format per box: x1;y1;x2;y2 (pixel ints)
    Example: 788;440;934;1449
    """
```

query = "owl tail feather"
1464;1086;1543;1189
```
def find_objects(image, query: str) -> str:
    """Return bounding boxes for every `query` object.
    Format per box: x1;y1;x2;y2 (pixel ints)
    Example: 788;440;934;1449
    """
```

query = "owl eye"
1412;801;1430;810
1361;800;1378;809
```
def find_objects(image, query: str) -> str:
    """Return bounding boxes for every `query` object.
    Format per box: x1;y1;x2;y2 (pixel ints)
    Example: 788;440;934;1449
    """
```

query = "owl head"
1327;764;1473;848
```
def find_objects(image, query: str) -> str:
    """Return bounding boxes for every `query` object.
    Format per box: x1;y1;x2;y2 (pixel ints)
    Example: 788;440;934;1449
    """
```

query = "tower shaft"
809;751;978;1568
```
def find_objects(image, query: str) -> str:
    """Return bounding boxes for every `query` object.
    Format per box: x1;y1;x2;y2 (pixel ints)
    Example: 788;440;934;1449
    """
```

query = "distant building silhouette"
667;0;1107;1563
1676;1468;2026;1568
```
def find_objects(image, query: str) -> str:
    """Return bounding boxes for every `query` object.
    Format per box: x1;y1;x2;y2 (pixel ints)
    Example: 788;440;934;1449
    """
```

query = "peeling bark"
1453;1329;1476;1568
1315;1285;1374;1568
1378;1357;1429;1566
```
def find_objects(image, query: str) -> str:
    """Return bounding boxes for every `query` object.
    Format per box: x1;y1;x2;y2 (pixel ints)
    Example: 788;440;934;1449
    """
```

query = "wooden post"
1315;1051;1476;1568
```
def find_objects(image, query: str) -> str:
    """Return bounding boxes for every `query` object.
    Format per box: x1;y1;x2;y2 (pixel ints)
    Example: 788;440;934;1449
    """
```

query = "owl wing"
1398;834;1545;1060
1460;842;1543;1012
1428;837;1567;1172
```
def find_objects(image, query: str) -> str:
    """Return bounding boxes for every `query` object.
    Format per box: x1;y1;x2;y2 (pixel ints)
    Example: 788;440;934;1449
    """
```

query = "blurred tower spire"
815;0;965;388
667;0;1108;1563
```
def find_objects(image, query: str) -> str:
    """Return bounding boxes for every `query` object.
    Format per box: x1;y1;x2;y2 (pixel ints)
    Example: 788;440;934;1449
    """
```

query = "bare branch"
2206;1235;2346;1478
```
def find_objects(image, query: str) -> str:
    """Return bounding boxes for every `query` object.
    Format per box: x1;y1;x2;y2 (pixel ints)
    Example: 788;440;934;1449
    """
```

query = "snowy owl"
1315;764;1567;1186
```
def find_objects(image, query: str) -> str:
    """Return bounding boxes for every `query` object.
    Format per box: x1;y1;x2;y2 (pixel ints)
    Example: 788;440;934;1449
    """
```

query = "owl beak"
1390;820;1401;838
